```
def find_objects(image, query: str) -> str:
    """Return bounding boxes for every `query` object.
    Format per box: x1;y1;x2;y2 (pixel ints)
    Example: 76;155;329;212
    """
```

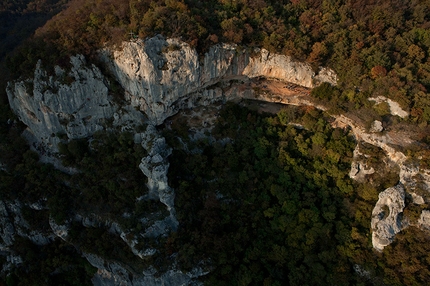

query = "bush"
311;82;338;101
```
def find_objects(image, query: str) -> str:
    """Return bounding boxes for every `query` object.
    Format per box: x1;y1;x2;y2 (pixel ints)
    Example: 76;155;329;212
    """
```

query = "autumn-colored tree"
370;65;387;79
221;17;244;44
308;42;328;64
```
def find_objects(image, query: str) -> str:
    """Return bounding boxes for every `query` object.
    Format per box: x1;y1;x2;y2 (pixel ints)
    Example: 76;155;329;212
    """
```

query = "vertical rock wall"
101;35;337;125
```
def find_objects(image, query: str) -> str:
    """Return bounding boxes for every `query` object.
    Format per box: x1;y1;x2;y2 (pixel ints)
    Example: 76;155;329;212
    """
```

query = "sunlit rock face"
371;184;407;251
101;36;203;125
101;35;336;125
242;48;337;87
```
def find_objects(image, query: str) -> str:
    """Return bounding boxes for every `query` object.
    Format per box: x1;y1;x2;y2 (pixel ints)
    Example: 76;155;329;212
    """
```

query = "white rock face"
102;37;202;125
418;210;430;231
7;35;339;154
7;36;337;153
7;56;111;151
101;35;336;125
369;96;409;118
6;55;145;152
335;115;408;165
136;126;173;208
370;120;383;133
136;125;179;234
371;184;407;251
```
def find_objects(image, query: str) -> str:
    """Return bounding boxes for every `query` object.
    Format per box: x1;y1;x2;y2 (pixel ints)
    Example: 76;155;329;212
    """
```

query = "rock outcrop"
7;35;336;154
88;252;207;286
369;120;383;133
6;55;145;153
371;184;407;251
135;125;179;245
135;125;175;211
100;35;336;125
5;37;338;284
369;96;409;118
349;145;375;182
0;200;57;274
418;210;430;231
242;48;337;87
0;200;54;248
338;110;430;250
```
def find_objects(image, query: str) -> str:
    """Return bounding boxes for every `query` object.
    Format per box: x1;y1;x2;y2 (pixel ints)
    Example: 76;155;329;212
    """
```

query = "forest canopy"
165;103;430;285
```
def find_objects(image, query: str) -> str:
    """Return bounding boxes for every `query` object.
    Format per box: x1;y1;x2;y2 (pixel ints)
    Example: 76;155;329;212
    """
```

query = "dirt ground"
166;78;311;130
252;78;310;97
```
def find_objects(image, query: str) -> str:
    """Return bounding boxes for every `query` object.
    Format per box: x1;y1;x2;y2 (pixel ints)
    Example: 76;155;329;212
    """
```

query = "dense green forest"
1;0;430;285
166;103;430;285
2;102;430;284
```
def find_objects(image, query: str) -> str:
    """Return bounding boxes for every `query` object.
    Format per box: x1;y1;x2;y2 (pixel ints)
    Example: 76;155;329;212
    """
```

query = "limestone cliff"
7;35;336;153
5;34;430;283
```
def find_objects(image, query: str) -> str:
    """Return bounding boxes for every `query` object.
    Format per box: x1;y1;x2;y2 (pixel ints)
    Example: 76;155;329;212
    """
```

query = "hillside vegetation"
166;103;430;285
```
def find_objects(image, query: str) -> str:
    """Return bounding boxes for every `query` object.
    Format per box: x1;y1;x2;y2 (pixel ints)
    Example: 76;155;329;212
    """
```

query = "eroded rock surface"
349;145;375;181
87;251;208;286
0;200;54;247
101;35;336;125
370;120;383;133
371;184;407;251
418;210;430;231
6;55;145;153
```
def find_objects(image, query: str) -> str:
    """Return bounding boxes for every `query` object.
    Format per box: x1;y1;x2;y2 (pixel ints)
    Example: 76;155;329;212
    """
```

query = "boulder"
371;184;407;251
418;210;430;231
